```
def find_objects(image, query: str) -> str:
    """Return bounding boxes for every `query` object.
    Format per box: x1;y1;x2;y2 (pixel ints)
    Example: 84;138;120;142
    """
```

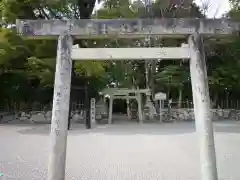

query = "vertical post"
188;34;218;180
90;98;96;128
108;97;113;124
103;96;108;116
48;34;73;180
84;80;91;129
137;89;143;123
159;100;162;122
126;99;131;120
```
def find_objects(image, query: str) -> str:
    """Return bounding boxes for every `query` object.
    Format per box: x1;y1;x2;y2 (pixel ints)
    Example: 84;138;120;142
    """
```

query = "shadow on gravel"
14;120;240;136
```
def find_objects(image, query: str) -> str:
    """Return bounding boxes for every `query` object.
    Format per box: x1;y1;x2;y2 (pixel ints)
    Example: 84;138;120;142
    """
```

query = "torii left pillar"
48;34;73;180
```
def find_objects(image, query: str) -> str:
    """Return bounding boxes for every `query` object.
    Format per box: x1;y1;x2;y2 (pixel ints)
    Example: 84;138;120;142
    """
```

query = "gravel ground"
0;121;240;180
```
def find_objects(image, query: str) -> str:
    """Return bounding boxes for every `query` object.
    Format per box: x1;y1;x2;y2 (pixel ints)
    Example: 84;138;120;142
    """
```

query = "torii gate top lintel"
16;18;240;39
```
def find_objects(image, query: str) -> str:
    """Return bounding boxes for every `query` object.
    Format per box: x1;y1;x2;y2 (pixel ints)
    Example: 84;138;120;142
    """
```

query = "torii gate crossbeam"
71;47;190;60
16;18;240;180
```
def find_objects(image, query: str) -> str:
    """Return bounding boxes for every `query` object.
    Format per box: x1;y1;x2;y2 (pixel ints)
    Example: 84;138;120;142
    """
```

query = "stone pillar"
84;82;91;129
90;98;96;127
103;96;106;104
47;34;73;180
146;95;154;120
188;34;218;180
126;99;131;120
159;100;162;122
108;97;113;124
137;90;143;123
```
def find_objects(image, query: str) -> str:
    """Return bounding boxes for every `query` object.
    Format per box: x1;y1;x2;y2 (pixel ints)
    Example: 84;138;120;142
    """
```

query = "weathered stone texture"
16;19;240;38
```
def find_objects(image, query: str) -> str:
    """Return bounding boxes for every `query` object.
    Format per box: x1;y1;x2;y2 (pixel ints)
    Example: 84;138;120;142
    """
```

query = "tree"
140;0;203;104
2;0;240;115
0;0;105;109
0;0;97;21
156;63;189;106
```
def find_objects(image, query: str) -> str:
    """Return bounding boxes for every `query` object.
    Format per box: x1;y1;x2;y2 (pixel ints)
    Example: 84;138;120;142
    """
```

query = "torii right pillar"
189;33;218;180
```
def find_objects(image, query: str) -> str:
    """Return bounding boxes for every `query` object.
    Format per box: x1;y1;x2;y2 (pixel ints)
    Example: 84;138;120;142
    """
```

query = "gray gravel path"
0;121;240;180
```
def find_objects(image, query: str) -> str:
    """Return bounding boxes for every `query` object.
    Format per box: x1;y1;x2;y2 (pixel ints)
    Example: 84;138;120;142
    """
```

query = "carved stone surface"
16;19;240;38
90;98;96;128
47;34;73;180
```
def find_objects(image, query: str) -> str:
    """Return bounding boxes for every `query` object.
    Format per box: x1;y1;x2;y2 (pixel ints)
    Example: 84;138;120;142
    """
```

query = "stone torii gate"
16;18;240;180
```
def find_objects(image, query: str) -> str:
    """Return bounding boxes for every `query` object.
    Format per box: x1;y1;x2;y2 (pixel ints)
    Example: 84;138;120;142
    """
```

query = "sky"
95;0;231;18
194;0;231;18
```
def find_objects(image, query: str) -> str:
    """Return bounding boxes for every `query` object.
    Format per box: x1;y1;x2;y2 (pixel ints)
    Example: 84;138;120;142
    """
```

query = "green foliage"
26;57;55;87
1;0;240;111
0;0;102;109
156;64;189;89
75;61;107;77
